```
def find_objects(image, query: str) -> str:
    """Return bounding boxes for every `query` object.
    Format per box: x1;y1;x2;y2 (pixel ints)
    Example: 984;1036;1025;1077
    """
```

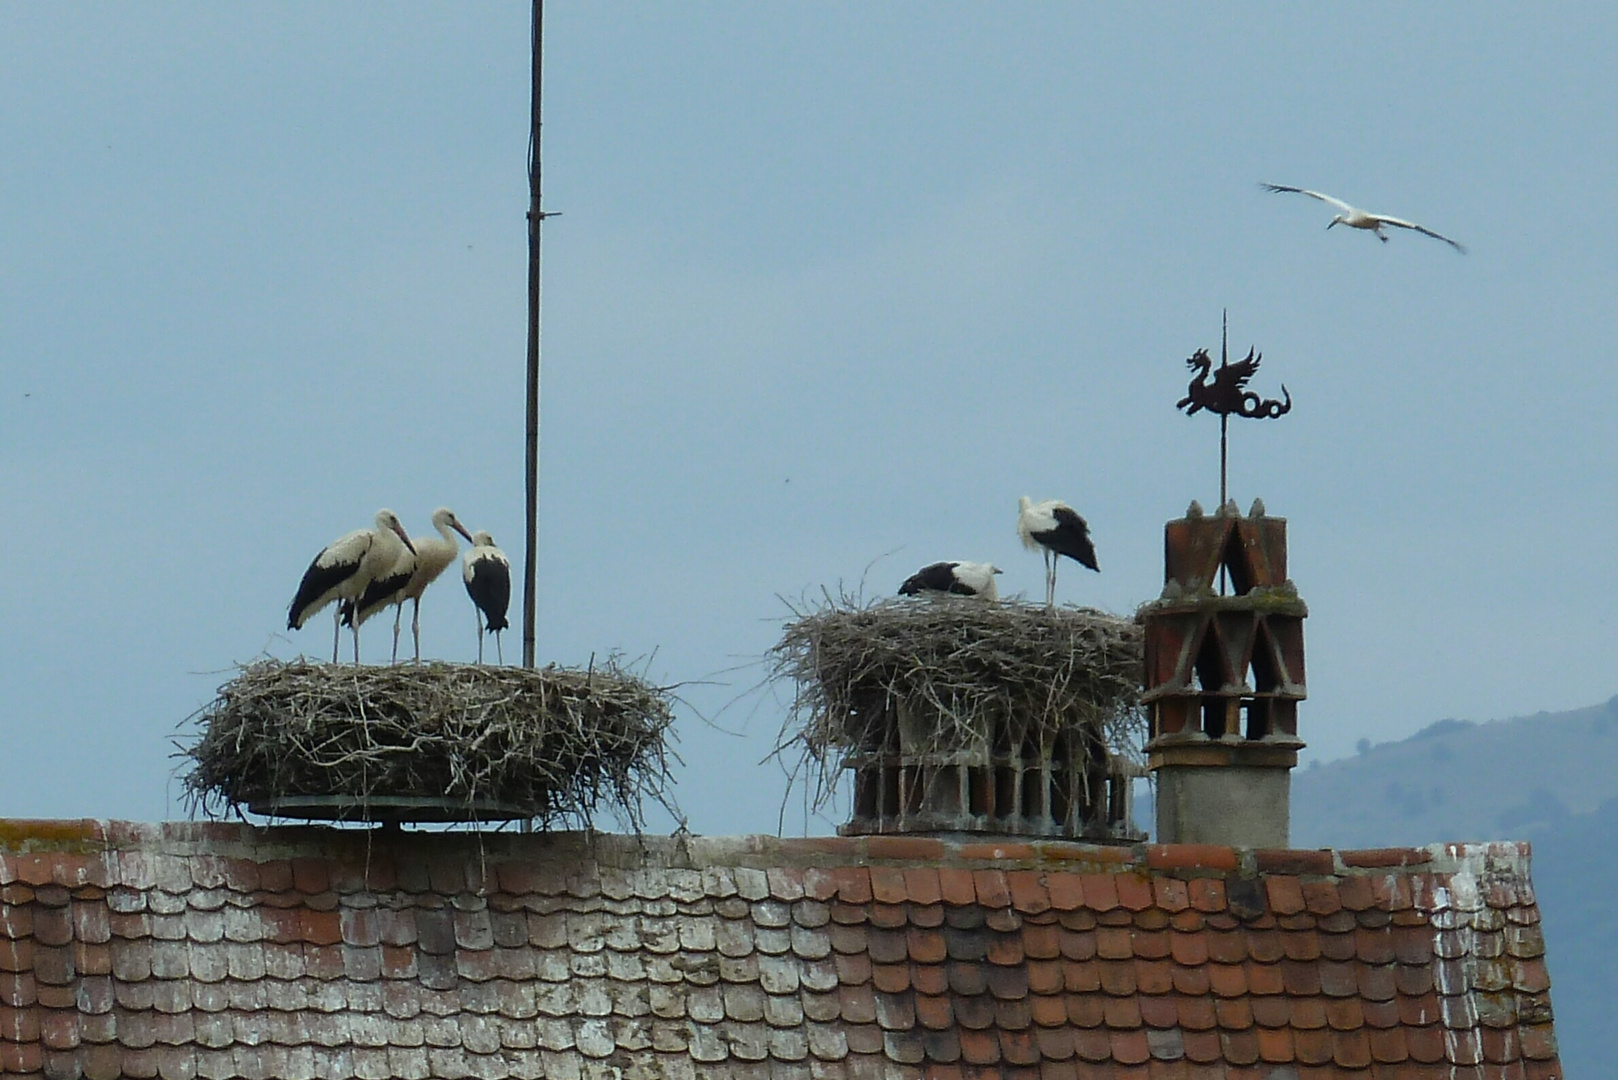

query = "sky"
3;4;1617;835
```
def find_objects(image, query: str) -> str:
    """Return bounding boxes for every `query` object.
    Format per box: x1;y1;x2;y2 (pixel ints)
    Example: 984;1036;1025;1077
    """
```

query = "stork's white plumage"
287;509;417;663
1261;184;1466;253
462;531;511;665
898;561;1002;601
1017;496;1099;608
341;544;417;651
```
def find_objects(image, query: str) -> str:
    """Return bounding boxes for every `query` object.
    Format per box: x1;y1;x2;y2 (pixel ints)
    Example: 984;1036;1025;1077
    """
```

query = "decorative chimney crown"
1138;499;1307;846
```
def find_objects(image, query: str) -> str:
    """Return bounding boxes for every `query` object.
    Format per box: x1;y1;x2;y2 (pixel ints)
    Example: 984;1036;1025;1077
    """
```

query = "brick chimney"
1139;499;1306;847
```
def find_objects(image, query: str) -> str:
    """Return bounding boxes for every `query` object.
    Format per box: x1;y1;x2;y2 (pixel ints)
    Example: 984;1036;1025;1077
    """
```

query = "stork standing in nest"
344;508;474;662
463;531;511;664
1017;496;1099;608
287;509;417;663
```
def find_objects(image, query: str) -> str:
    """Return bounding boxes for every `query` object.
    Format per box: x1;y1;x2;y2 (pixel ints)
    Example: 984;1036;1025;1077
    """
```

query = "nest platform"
182;660;676;829
773;597;1145;837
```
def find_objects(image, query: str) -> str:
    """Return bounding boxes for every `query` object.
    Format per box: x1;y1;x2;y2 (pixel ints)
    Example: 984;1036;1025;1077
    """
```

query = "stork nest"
181;659;677;829
771;595;1145;811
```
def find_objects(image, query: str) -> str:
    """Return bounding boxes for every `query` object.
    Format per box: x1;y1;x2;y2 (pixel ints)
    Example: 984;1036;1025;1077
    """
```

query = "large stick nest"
772;595;1145;811
181;659;677;829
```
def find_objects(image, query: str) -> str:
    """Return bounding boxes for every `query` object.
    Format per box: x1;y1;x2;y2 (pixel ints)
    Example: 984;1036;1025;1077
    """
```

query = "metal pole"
523;0;544;669
1220;414;1228;509
1219;311;1228;597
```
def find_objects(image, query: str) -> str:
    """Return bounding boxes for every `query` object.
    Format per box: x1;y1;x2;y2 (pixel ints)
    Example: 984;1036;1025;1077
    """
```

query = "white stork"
347;507;475;662
1261;183;1467;253
287;509;417;663
1017;496;1099;608
462;531;511;664
898;561;1002;600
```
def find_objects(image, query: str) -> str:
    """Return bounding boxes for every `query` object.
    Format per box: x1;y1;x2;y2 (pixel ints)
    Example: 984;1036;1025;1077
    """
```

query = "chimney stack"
1139;499;1306;847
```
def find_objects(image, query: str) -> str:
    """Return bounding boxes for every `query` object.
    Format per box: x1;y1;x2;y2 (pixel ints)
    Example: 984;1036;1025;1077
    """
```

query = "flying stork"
1017;496;1099;608
1260;184;1467;253
898;561;1002;600
462;531;511;665
347;507;475;662
287;509;417;663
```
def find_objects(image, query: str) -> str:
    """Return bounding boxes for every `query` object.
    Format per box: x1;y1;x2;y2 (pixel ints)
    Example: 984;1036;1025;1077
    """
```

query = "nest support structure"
181;659;677;830
773;597;1146;840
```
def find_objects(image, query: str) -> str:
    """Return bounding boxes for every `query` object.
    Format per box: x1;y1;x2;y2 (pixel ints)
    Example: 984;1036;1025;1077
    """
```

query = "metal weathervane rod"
1220;310;1228;508
523;0;559;669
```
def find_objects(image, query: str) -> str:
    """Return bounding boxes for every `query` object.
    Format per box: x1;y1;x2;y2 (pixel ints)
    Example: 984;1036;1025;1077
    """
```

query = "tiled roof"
0;821;1560;1080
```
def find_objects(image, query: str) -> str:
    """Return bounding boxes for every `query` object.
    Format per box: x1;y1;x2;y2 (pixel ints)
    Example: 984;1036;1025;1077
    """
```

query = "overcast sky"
4;5;1616;835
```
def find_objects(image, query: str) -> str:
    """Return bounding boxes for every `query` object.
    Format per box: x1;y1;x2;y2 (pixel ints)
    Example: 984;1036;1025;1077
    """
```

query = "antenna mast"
522;0;546;668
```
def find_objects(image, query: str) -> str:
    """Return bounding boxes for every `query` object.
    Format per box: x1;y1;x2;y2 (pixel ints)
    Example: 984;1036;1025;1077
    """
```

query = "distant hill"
1290;695;1618;1079
1292;694;1618;849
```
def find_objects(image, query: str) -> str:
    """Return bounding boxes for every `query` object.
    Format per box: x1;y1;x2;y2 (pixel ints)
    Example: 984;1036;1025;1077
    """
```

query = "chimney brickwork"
1140;499;1306;847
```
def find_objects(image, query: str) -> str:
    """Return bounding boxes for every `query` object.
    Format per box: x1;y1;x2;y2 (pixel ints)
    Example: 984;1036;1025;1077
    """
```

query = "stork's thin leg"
331;607;342;663
390;605;403;664
351;619;362;664
475;610;485;665
412;598;422;664
494;629;504;666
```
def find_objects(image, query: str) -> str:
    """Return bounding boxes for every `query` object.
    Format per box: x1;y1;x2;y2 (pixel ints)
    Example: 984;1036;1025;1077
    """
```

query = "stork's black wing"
1045;507;1099;571
342;562;413;627
899;561;963;596
465;556;511;632
287;537;370;630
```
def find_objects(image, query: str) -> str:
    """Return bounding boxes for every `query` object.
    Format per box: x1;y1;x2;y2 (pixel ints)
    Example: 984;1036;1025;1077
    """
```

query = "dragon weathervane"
1176;311;1292;507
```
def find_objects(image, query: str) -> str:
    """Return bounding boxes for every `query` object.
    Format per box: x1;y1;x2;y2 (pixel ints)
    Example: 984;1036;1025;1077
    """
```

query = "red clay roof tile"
1063;959;1101;995
1206;962;1246;999
1170;963;1209;997
1059;930;1097;964
1045;874;1084;913
972;871;1011;910
1029;992;1067;1028
959;1026;1001;1065
1135;960;1173;996
1151;878;1189;913
1263;877;1306;917
997;997;1035;1033
1133;929;1171;962
831;868;872;906
1103;997;1143;1030
1138;995;1177;1029
1242;997;1281;1029
1096;928;1132;962
1081;875;1121;913
1257;849;1335;876
902;868;942;907
1116;875;1154;913
1007;872;1050;915
938;868;977;907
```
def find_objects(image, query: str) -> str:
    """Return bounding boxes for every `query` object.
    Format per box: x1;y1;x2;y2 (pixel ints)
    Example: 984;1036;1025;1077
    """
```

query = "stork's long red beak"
394;524;417;556
453;522;475;545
